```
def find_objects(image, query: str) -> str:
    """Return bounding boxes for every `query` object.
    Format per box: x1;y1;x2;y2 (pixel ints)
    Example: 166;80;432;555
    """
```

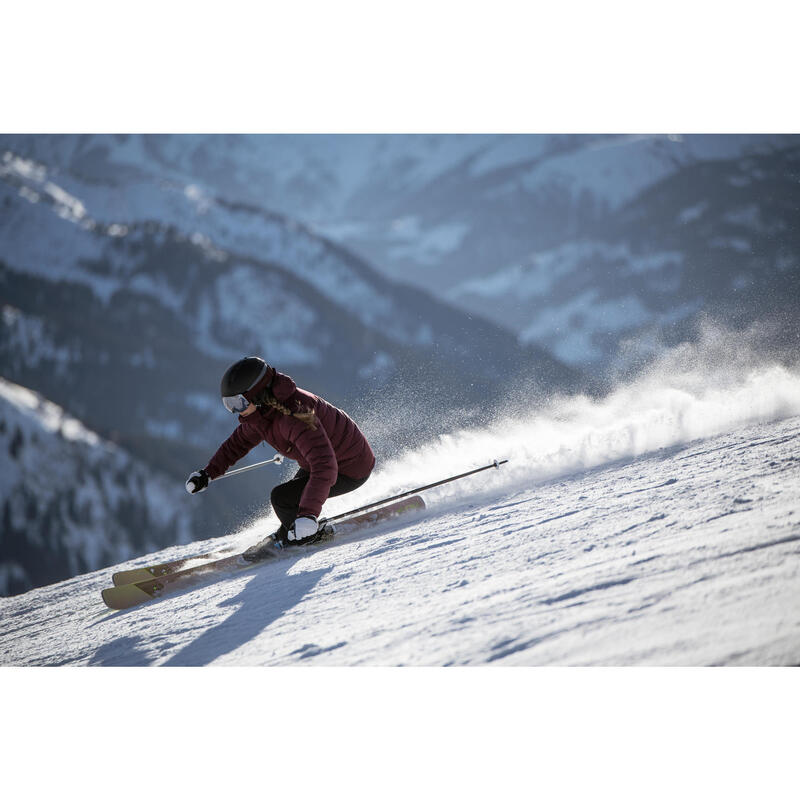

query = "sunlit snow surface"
2;409;798;666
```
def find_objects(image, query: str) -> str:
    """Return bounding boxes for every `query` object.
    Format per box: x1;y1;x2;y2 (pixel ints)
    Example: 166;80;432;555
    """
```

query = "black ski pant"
270;469;369;532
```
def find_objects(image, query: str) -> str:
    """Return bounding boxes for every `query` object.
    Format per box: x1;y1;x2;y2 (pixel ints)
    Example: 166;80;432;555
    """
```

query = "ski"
111;494;423;586
106;495;426;603
102;553;260;610
333;493;424;531
111;548;239;586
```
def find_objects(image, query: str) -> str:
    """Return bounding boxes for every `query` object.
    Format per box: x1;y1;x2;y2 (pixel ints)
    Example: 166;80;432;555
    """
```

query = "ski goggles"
222;394;250;414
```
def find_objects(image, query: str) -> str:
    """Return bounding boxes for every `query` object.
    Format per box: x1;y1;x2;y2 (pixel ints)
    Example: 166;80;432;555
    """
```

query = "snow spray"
322;324;800;517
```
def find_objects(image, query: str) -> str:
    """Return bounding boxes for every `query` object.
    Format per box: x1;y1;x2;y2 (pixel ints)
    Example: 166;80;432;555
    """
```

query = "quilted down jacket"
205;370;375;519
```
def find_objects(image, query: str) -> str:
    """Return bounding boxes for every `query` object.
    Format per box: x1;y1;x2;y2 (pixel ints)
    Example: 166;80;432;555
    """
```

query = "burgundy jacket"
205;371;375;519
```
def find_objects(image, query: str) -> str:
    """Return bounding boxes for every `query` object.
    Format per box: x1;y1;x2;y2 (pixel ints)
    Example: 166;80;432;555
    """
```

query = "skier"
185;356;375;561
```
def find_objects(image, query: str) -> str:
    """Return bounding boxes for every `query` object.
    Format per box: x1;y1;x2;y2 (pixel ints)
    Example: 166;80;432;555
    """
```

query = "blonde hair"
260;393;318;430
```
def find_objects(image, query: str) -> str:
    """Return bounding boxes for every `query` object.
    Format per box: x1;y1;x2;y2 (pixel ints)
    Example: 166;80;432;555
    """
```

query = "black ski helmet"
220;356;270;400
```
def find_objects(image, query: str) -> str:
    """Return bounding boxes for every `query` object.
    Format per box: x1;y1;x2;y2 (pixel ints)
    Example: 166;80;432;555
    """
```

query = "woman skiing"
185;357;375;561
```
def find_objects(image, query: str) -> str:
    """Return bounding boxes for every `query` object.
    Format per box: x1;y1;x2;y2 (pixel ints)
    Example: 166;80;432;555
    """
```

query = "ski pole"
214;454;285;481
323;459;508;524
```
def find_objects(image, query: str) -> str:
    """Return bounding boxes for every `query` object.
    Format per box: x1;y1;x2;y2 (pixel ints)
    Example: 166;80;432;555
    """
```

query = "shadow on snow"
89;562;331;666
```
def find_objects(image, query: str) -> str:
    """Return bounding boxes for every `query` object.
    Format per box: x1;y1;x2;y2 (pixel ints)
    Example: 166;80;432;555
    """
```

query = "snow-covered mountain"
0;143;574;438
0;377;195;596
6;134;796;369
450;144;800;366
2;334;798;665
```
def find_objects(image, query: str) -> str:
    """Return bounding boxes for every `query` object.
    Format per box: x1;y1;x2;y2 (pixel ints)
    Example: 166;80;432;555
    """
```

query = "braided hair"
254;388;318;431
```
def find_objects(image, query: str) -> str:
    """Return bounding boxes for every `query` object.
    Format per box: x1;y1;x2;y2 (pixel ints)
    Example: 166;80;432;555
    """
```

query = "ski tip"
101;583;156;611
112;567;156;586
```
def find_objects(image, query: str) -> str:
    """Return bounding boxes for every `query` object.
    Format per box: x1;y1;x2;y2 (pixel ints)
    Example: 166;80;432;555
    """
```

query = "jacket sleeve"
205;424;262;480
285;418;338;519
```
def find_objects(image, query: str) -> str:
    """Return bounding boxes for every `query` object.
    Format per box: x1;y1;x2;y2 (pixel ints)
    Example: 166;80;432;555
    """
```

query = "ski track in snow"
1;415;798;666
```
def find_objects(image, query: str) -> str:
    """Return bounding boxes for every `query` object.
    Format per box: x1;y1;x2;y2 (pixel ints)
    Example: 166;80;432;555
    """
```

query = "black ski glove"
185;469;210;494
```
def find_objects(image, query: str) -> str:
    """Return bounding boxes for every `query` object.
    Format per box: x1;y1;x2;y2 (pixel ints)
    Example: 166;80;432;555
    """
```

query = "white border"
2;667;797;798
2;1;798;132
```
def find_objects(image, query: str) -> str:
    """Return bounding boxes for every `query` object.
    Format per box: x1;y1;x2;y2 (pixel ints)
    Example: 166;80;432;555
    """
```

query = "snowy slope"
2;338;798;666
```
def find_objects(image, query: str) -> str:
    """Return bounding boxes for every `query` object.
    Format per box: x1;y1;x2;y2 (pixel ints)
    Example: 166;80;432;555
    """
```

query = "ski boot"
294;521;336;547
242;526;286;562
